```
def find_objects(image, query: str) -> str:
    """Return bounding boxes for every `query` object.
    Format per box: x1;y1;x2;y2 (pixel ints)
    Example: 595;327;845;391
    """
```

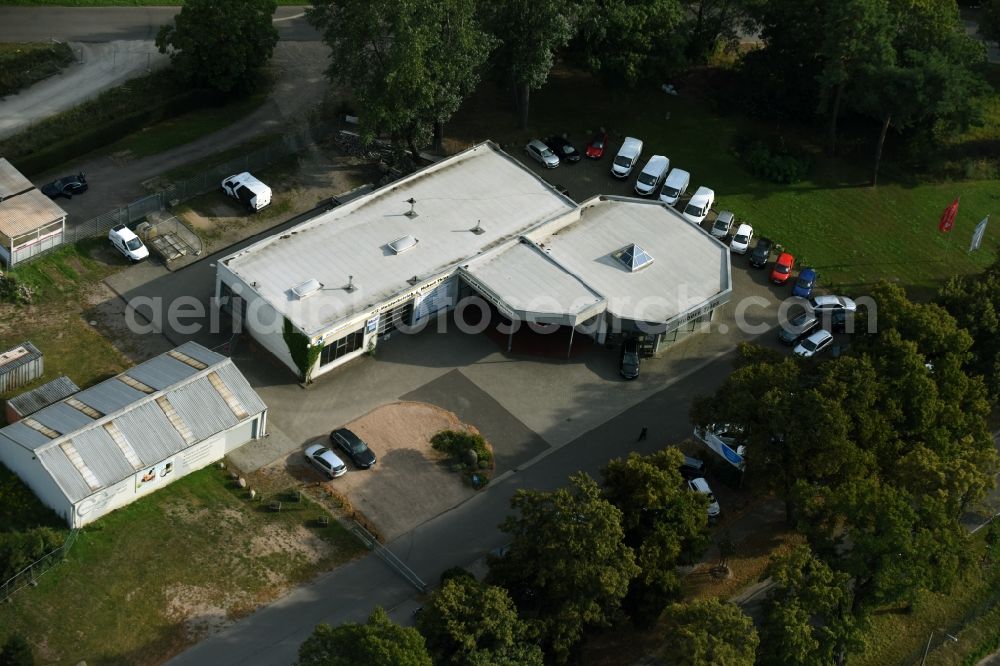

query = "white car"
711;211;735;239
681;186;714;223
108;224;149;262
687;477;721;518
525;139;559;169
611;136;643;178
793;329;834;358
659;168;690;206
305;443;347;479
634;155;670;196
730;223;754;254
807;295;857;313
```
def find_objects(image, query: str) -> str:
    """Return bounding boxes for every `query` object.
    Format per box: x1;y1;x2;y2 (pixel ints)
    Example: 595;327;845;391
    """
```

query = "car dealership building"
216;142;732;381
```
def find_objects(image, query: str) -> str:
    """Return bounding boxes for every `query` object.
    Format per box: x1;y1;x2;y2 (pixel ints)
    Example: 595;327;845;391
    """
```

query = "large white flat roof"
222;142;576;336
524;196;731;324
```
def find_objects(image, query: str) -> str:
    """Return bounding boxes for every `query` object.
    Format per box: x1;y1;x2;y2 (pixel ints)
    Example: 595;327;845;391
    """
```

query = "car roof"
734;223;752;235
806;329;833;343
716;211;734;223
776;252;794;262
799;267;816;278
333;427;363;444
689;477;711;492
113;226;139;241
810;295;840;306
528;139;549;150
691;186;714;199
664;168;690;184
620;137;642;149
642;155;669;170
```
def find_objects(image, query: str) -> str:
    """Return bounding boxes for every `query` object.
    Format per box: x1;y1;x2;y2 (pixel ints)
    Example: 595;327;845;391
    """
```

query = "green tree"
155;0;278;94
575;0;684;85
758;546;858;666
308;0;493;158
415;576;542;666
660;599;758;666
680;0;746;63
298;607;432;666
601;448;710;627
480;0;580;128
0;634;34;666
983;0;1000;45
487;472;640;663
938;261;1000;402
816;0;894;154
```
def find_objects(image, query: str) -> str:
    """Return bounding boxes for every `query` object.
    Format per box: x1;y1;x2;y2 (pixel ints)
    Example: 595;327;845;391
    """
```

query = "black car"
41;173;88;199
679;455;707;480
620;339;640;380
778;311;820;345
545;135;581;163
827;310;855;333
330;427;377;469
749;237;773;268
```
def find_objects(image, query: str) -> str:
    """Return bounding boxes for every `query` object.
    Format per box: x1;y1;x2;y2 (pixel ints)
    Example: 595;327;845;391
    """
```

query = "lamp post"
921;629;958;666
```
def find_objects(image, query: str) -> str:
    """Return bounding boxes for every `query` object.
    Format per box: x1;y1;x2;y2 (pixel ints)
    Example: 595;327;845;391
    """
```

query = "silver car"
525;139;559;169
711;211;735;239
305;443;347;479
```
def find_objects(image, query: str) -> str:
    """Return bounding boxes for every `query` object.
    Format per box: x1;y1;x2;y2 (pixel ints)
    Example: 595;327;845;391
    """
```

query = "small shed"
0;159;67;266
0;341;43;394
5;375;80;423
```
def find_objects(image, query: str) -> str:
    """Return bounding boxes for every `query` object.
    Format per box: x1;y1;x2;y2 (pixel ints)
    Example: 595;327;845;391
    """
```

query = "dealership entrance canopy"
217;142;732;380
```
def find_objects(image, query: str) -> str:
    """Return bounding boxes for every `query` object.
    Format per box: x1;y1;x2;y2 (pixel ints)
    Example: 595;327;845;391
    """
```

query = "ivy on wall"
283;317;320;382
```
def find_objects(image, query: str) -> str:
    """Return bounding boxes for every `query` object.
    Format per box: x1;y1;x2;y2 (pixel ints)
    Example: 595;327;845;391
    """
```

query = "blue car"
792;267;817;298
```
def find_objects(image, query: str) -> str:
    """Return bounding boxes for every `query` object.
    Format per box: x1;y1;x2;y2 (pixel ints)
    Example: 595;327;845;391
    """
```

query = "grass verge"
0;466;365;664
0;240;130;403
3;0;304;5
0;42;74;97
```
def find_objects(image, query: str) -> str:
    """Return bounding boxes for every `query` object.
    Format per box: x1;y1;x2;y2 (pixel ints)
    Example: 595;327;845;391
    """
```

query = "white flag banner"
969;215;990;252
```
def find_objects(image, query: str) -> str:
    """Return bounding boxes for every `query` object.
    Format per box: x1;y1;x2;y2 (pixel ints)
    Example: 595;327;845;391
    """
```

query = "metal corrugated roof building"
6;375;80;420
0;158;34;201
0;188;67;238
0;342;267;507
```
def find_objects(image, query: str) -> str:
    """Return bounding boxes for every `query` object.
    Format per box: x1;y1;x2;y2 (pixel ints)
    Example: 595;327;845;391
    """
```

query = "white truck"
221;172;272;211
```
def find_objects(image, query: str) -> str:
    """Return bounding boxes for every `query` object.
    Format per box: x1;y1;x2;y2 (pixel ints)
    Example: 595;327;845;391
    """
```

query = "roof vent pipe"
471;220;484;235
405;197;418;218
345;275;356;293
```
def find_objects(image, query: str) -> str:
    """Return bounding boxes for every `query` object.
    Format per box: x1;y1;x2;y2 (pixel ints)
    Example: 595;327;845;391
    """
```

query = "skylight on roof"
614;243;654;272
389;235;419;254
292;278;322;300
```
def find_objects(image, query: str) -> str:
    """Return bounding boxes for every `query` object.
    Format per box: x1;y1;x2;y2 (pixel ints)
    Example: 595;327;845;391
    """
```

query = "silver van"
634;155;670;196
659;168;690;206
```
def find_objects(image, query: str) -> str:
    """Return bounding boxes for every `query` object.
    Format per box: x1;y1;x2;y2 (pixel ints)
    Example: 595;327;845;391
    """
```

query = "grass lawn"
3;0;305;4
0;466;365;664
448;66;1000;296
104;84;271;159
0;240;131;406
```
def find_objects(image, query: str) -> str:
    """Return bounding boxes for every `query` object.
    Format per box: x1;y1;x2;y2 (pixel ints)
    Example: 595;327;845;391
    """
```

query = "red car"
585;130;608;159
770;252;795;284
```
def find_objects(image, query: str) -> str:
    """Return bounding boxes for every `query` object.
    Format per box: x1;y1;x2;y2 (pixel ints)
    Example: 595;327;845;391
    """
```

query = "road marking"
273;12;305;22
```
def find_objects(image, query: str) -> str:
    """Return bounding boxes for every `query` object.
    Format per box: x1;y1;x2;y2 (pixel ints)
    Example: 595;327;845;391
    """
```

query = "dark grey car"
330;428;377;469
778;311;820;345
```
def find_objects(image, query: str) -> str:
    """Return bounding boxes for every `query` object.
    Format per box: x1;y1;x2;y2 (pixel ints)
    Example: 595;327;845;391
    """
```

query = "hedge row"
0;42;74;99
731;137;812;185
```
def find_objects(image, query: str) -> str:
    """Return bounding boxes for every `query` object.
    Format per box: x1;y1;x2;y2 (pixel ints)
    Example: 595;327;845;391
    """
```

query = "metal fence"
137;212;203;264
14;124;321;267
0;528;79;603
350;520;428;593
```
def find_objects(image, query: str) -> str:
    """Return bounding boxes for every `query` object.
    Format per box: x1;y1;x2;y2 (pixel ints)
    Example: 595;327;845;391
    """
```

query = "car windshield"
561;146;574;154
796;276;812;287
638;172;656;185
661;185;679;197
614;155;633;167
343;438;367;453
684;202;702;215
713;219;728;230
734;234;748;244
801;338;817;351
126;238;142;251
591;139;604;148
540;147;554;158
777;264;790;273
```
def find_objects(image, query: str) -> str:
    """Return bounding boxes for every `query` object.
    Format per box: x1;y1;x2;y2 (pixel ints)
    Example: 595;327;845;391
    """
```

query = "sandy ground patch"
274;401;480;542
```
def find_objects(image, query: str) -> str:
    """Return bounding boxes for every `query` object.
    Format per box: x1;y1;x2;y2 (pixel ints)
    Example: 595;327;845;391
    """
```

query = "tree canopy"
415;576;543;666
487;472;639;663
983;0;1000;45
660;599;759;666
938;259;1000;403
308;0;494;157
601;448;710;626
298;607;432;666
155;0;278;94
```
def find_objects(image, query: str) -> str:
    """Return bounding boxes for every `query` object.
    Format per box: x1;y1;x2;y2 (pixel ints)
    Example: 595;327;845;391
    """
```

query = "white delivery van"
659;168;690;206
109;224;149;262
634;155;670;196
611;137;643;179
682;186;715;224
221;172;272;211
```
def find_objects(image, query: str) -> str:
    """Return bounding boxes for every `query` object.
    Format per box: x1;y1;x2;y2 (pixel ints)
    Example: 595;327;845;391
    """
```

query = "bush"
0;42;74;98
732;138;811;184
0;633;34;666
439;566;474;586
0;527;64;581
430;430;492;466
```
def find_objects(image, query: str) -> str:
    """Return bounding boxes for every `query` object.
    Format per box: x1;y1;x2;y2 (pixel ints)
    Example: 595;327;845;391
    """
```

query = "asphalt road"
169;346;742;666
0;6;319;42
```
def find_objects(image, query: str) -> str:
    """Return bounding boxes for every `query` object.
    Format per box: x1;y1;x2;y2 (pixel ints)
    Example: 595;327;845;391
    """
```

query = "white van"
611;137;643;179
109;224;149;262
682;186;715;224
634;155;670;196
659;168;690;206
221;172;272;211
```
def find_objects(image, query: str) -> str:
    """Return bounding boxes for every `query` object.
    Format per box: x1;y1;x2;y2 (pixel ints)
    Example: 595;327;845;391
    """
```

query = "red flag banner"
939;198;959;233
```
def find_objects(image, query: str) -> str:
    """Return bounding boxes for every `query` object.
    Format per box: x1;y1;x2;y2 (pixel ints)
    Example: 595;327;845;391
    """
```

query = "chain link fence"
0;529;79;603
